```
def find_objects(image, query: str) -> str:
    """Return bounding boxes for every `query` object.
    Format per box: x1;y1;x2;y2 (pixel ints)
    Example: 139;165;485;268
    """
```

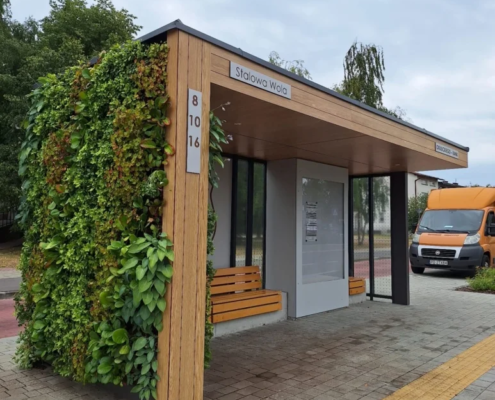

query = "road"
353;247;391;261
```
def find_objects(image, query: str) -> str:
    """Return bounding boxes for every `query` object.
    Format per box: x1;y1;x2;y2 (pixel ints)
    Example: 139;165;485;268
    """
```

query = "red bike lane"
0;298;21;339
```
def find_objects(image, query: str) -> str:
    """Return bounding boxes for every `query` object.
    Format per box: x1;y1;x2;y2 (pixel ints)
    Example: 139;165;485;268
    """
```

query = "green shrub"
467;268;495;292
15;40;172;400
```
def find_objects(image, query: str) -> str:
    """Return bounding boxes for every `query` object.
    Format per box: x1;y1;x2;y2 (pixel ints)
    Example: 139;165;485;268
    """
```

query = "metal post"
368;177;375;301
246;161;254;266
262;162;267;288
390;172;410;305
230;158;238;267
348;177;355;277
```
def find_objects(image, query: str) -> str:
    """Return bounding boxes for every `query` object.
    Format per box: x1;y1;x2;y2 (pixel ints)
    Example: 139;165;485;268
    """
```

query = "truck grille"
421;248;456;258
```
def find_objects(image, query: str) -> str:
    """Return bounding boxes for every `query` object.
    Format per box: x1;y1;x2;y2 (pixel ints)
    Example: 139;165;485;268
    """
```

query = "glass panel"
302;178;344;284
373;176;392;297
235;160;248;266
252;163;265;269
352;178;370;292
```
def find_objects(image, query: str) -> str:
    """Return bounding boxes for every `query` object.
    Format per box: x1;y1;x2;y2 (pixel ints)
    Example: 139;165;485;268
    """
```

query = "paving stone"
2;271;495;399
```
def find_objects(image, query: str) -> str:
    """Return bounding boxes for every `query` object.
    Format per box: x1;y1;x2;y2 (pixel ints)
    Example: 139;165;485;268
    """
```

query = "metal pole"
369;177;375;301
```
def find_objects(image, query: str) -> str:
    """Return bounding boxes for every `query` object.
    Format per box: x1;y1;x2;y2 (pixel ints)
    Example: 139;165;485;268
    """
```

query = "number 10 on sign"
187;89;202;174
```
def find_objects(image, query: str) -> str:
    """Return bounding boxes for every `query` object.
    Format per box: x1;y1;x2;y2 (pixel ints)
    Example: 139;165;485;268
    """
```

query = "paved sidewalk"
454;367;495;400
0;269;21;300
1;270;495;399
204;271;495;400
0;269;21;280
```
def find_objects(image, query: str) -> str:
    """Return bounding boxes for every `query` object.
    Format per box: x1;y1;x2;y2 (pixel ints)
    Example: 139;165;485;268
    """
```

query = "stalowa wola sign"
230;62;292;99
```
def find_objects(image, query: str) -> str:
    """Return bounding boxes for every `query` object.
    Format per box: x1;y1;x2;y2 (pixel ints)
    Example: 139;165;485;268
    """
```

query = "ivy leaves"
204;111;229;368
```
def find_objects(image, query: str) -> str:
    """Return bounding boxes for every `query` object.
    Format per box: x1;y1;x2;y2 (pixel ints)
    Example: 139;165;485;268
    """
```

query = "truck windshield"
417;210;484;234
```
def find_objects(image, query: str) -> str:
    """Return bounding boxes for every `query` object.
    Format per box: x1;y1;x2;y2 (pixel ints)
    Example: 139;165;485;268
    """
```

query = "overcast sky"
12;0;495;186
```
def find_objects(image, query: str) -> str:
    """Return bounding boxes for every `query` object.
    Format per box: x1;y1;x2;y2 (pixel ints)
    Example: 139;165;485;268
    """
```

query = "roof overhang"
138;20;469;175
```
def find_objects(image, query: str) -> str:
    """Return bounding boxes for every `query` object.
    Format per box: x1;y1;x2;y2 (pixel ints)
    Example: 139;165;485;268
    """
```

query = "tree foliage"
334;40;408;121
353;177;390;245
408;193;429;233
268;51;312;80
0;0;140;217
337;41;385;108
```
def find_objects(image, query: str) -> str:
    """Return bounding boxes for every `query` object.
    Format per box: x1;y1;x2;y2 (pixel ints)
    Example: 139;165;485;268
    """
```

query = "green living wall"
15;40;173;400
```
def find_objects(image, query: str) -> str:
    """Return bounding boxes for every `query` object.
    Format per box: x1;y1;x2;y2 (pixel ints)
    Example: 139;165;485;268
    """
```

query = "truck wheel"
482;254;490;268
412;267;425;274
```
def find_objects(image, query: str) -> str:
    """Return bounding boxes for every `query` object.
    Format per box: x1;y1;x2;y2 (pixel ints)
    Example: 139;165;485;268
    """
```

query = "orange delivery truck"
410;187;495;274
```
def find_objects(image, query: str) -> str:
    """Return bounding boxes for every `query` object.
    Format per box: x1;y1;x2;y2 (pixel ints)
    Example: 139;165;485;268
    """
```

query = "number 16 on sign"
187;89;202;174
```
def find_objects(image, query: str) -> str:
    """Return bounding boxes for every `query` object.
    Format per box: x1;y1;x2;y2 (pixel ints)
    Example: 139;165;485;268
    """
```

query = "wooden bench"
349;277;366;295
210;266;282;323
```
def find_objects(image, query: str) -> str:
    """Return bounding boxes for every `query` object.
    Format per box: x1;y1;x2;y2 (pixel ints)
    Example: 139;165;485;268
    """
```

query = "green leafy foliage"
15;40;170;400
333;41;409;121
408;193;429;233
353;177;390;245
205;112;229;367
268;51;312;80
467;268;495;292
0;0;140;223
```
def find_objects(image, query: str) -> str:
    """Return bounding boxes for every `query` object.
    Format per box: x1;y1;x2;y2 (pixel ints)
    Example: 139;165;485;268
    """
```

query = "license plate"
429;259;449;266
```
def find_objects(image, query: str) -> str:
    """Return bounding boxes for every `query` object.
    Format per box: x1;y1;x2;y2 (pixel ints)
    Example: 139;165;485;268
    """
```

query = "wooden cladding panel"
209;48;467;170
209;74;466;168
178;34;202;400
193;39;212;400
157;31;210;400
157;29;179;400
211;82;465;173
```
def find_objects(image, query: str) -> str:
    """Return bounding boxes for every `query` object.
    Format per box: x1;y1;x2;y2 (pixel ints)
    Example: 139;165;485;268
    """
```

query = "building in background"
371;173;438;234
408;172;439;199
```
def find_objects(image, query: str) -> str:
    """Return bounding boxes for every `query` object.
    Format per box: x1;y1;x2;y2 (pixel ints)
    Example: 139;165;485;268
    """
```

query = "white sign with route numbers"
187;89;202;173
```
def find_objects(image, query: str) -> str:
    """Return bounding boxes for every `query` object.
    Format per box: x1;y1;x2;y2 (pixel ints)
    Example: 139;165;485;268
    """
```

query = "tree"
268;51;312;80
0;0;140;221
353;177;390;245
408;193;429;233
334;40;408;121
335;41;385;108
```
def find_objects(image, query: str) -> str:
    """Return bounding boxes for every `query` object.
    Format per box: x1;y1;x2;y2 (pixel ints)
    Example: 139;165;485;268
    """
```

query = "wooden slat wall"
209;47;467;167
157;30;210;400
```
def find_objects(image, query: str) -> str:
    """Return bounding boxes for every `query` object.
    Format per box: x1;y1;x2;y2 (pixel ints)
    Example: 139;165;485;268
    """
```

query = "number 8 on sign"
187;89;202;173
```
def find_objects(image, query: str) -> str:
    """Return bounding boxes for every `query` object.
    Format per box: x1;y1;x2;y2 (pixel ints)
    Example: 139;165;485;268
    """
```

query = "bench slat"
213;266;260;277
212;273;261;286
211;289;280;305
349;287;365;295
213;293;282;314
212;303;282;323
349;280;365;289
210;281;262;295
